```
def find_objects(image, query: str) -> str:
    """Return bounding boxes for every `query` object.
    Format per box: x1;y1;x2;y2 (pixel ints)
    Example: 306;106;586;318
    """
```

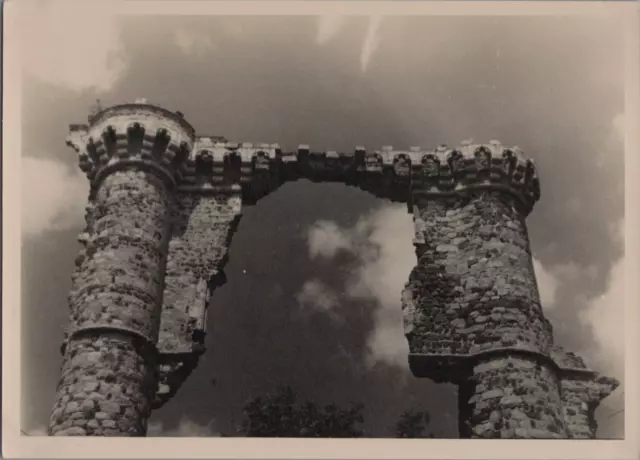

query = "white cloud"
597;113;626;168
223;22;246;39
296;279;341;320
344;206;414;368
315;15;383;72
20;0;125;91
612;113;626;141
21;157;89;236
360;16;383;72
305;204;414;368
533;257;599;311
308;220;354;259
533;258;559;309
578;219;624;377
306;206;626;439
316;16;347;45
314;15;383;72
174;29;216;57
147;416;219;437
577;220;625;438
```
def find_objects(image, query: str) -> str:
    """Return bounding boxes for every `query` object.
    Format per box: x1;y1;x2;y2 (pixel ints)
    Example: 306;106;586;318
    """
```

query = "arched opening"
148;180;459;437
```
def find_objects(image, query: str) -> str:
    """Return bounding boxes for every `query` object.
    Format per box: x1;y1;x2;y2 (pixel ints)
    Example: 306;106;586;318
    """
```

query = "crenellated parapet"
67;101;196;192
65;100;540;212
166;139;540;212
179;138;282;204
66;103;541;213
409;141;540;216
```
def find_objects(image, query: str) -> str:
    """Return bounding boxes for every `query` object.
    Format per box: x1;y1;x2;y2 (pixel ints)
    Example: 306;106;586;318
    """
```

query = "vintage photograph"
4;0;638;457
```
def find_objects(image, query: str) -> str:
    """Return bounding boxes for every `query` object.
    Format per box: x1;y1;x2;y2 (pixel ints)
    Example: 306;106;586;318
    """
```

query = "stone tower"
401;142;619;438
49;101;619;437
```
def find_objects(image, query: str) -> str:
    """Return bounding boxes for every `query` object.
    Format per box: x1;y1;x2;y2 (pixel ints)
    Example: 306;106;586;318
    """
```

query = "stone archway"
49;100;618;438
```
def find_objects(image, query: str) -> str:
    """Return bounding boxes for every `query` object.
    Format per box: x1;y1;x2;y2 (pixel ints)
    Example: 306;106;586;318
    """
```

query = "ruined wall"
154;190;242;407
159;191;242;353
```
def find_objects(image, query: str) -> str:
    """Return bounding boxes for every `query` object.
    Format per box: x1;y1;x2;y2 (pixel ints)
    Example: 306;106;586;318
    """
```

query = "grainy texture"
154;192;242;407
158;192;242;354
50;102;194;436
404;193;553;356
402;192;569;438
53;102;621;438
550;346;620;438
460;356;566;438
66;171;170;343
49;332;155;436
49;169;172;436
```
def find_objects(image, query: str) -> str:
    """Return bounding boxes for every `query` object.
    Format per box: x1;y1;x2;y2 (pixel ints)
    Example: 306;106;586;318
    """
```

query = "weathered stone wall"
460;355;566;438
50;169;173;436
561;379;599;439
550;346;589;370
158;191;242;353
66;171;171;341
154;191;242;407
549;346;620;439
404;193;553;358
49;332;155;436
403;190;567;439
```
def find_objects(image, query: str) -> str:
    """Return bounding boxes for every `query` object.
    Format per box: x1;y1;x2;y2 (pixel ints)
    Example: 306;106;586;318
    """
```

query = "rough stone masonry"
49;99;619;437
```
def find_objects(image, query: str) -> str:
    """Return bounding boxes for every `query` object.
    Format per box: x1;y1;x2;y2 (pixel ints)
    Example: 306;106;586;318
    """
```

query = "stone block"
510;409;528;420
481;389;504;400
101;420;117;429
87;420;100;429
64;401;80;414
57;426;87;436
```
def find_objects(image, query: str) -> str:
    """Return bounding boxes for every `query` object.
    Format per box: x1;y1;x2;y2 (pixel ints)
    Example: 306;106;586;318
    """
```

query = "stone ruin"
48;100;619;438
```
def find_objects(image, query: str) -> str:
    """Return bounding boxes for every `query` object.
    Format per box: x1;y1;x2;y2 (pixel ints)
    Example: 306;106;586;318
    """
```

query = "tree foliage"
238;386;365;437
237;386;434;438
394;409;434;438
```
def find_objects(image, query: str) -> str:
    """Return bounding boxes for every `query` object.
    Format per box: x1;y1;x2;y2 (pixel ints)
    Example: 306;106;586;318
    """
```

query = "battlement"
67;100;196;188
179;138;283;201
67;102;541;214
177;139;541;214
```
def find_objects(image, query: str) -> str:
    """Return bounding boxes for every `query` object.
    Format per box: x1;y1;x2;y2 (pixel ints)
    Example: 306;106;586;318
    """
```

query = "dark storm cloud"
21;13;624;437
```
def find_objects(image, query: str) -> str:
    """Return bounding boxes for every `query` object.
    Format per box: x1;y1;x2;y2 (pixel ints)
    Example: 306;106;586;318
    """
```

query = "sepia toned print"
49;101;617;438
5;1;639;458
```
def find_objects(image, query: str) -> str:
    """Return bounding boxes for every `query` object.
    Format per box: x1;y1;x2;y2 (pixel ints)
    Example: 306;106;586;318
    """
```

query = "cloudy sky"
19;2;626;439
